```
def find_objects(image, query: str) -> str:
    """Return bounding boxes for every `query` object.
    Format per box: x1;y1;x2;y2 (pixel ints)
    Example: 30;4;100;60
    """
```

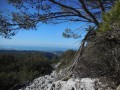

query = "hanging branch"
78;0;99;26
49;0;93;23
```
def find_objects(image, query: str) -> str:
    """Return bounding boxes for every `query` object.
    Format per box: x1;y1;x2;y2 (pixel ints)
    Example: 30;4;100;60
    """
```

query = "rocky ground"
19;70;116;90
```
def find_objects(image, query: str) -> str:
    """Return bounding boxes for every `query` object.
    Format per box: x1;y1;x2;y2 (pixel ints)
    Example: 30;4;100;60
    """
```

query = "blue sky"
0;0;85;51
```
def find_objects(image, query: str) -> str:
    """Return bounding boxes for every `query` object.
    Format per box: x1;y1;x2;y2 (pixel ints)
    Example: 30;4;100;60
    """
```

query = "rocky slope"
19;70;115;90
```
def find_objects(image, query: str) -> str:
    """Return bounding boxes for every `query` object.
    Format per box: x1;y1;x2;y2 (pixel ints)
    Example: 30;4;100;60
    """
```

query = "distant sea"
0;45;78;52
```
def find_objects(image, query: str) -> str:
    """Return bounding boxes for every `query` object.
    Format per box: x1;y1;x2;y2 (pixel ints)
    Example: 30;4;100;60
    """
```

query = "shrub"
0;53;53;90
98;1;120;32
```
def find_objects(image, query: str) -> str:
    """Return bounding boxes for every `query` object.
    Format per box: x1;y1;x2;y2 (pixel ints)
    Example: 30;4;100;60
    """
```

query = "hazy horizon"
0;44;78;52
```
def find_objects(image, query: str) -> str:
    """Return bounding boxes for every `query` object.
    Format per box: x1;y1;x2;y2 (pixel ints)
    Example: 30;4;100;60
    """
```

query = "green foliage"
98;1;120;32
50;55;60;64
0;51;56;90
63;28;80;39
57;50;76;71
60;50;76;60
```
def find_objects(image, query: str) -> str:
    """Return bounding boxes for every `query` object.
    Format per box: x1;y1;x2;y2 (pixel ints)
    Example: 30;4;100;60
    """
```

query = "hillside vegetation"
56;50;76;72
0;50;59;90
0;50;76;90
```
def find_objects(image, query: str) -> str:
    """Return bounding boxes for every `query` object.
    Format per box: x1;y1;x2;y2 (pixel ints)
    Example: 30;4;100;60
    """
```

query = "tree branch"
49;0;93;23
79;0;99;26
55;18;91;23
97;0;105;12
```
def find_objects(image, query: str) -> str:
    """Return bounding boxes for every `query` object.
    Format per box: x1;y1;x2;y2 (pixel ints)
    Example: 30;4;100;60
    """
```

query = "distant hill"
0;50;59;61
52;51;64;56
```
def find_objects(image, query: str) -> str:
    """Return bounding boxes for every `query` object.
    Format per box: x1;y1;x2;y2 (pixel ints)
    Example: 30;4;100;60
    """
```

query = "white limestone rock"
19;70;115;90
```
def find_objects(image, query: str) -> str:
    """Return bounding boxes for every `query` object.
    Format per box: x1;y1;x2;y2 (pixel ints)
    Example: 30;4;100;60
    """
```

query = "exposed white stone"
19;70;114;90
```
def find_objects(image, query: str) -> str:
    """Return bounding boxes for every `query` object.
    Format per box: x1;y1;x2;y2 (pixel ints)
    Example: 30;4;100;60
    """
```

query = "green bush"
57;50;76;71
0;53;53;90
98;1;120;32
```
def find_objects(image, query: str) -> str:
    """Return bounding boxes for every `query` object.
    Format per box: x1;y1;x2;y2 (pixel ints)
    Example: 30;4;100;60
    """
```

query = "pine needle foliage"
98;0;120;32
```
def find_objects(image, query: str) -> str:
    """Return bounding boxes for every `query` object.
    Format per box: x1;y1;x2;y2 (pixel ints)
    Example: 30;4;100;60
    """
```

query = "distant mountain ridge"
0;50;62;60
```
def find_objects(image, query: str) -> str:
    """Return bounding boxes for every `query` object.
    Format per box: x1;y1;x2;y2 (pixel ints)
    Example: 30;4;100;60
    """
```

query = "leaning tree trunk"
61;29;95;80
